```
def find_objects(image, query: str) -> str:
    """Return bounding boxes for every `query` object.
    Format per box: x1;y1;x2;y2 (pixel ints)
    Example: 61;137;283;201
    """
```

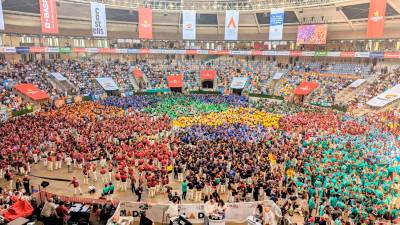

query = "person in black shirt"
22;175;30;194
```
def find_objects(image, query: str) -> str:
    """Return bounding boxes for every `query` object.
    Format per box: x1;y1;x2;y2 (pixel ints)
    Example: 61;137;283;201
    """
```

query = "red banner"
340;52;356;58
14;83;49;101
250;51;262;56
200;70;216;80
185;50;198;55
384;52;400;59
290;51;302;57
139;8;153;39
30;47;46;53
133;69;143;78
167;75;183;88
72;48;86;53
367;0;386;38
39;0;58;34
293;82;319;95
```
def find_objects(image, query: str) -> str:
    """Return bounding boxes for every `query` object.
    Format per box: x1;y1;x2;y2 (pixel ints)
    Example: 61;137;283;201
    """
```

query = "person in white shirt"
40;198;57;224
204;197;217;225
65;155;72;173
165;198;179;225
263;207;277;225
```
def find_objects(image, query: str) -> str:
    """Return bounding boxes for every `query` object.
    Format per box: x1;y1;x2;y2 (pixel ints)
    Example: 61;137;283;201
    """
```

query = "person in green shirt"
182;180;187;200
102;184;109;197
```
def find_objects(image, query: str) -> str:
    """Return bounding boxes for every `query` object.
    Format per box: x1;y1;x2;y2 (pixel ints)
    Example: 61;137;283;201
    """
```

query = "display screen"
296;24;327;45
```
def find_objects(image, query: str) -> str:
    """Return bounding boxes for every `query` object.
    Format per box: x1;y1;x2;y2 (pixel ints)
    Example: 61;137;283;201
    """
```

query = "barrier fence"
109;200;282;224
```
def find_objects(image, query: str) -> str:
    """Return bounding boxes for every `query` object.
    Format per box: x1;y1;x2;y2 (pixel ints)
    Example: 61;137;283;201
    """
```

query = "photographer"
165;197;179;225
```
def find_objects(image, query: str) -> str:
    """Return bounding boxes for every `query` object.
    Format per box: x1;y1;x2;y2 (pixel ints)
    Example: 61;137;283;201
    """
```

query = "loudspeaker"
41;181;50;188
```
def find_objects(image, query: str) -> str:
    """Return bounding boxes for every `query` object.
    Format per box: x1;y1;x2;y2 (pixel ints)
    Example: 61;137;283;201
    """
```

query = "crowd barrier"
31;191;119;206
109;200;282;225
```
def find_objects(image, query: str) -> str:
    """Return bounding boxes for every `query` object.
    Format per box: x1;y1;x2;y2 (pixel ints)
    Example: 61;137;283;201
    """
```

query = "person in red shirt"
120;172;127;192
91;163;97;182
100;167;107;183
114;172;121;191
69;176;82;195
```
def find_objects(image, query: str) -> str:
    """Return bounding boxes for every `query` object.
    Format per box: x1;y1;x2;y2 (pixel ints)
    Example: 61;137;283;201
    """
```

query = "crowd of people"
0;93;399;225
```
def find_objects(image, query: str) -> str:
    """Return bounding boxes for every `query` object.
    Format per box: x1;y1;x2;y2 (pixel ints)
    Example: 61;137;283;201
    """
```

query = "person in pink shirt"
69;176;82;195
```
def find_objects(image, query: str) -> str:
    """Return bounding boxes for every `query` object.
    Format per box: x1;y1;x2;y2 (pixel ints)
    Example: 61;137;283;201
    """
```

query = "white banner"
269;8;284;41
367;84;400;107
91;2;107;37
115;200;281;224
355;52;370;58
0;2;4;30
348;79;366;88
224;10;239;40
182;10;196;40
327;51;341;57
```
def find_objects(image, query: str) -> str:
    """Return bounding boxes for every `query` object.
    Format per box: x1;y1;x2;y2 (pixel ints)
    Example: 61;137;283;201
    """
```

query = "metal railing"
63;0;354;12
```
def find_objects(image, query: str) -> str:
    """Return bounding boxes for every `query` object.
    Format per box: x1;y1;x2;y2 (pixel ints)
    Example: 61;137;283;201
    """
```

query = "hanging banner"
91;2;107;37
39;0;58;33
0;1;4;30
367;0;386;38
167;75;183;88
182;10;196;40
224;10;239;40
269;8;284;41
139;8;153;39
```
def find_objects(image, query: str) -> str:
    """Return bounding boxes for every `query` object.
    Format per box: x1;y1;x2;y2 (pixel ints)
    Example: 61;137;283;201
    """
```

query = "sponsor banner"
46;47;59;53
200;70;216;80
30;47;46;53
139;8;153;39
182;10;196;40
327;51;341;57
3;47;13;53
116;49;128;54
348;79;366;88
14;83;49;100
384;52;400;59
91;2;107;37
139;49;150;54
117;200;280;224
273;72;284;80
224;10;239;40
367;0;386;38
230;77;248;89
39;0;58;33
127;49;139;54
175;50;186;54
263;51;276;56
51;72;67;81
167;75;184;88
72;48;86;53
216;50;231;55
293;81;319;95
149;49;162;54
369;51;384;59
315;51;327;57
86;48;98;53
355;52;370;58
59;47;71;53
96;77;119;91
275;51;290;56
16;47;30;54
251;51;263;56
197;50;209;55
51;73;67;81
302;51;315;57
185;50;198;55
269;8;284;41
0;1;4;30
231;50;250;55
208;50;218;55
340;51;355;58
367;84;400;107
290;51;301;57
